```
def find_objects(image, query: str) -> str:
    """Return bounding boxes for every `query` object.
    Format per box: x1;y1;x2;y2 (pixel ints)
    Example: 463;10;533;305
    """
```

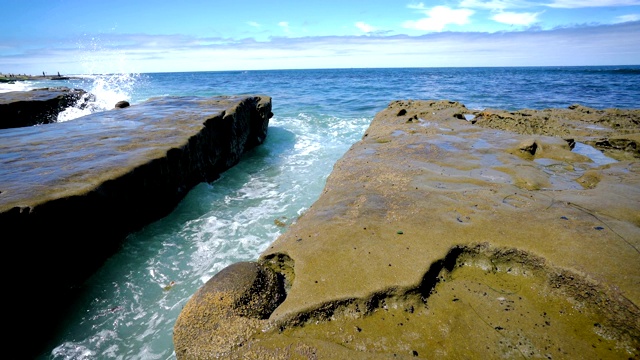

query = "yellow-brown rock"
174;262;286;359
176;100;639;359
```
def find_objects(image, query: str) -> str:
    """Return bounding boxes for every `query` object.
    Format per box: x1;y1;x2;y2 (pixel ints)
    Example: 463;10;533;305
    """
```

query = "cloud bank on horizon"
0;0;639;74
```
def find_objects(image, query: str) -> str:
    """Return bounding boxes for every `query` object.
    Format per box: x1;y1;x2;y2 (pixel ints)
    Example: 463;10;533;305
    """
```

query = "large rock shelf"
0;94;272;358
0;87;92;129
174;100;639;359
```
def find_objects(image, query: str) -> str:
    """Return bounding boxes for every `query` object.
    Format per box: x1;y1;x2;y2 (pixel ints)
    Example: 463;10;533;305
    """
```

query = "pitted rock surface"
176;100;639;359
174;262;286;359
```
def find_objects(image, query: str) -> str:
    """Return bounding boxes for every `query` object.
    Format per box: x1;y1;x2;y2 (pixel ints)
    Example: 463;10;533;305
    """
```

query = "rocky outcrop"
114;100;130;108
0;95;272;359
0;87;94;129
468;104;640;160
174;261;287;359
174;100;639;359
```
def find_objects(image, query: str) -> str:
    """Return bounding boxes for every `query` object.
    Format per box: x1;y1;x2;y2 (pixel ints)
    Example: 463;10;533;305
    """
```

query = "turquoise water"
16;66;639;359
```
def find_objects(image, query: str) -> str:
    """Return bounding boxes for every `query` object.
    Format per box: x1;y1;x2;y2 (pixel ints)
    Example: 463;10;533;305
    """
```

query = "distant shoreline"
0;74;82;83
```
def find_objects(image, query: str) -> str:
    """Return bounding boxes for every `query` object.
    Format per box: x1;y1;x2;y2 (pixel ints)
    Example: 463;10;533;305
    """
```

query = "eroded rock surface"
175;100;639;359
0;87;93;129
174;262;286;359
469;104;640;161
0;95;272;359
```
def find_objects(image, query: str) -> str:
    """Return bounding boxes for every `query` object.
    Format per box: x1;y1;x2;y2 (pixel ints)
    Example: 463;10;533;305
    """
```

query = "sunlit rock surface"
0;87;92;129
0;95;271;359
469;103;640;161
175;100;639;359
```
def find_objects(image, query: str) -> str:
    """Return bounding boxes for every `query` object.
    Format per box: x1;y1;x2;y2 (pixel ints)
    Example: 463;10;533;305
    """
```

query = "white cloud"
459;0;532;11
546;0;640;8
248;21;261;27
407;2;428;10
2;21;639;74
278;21;290;33
403;5;475;31
492;11;541;25
615;13;640;22
356;22;376;33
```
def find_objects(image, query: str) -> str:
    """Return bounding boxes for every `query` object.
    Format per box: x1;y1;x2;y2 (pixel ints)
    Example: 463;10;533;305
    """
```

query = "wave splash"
57;73;139;122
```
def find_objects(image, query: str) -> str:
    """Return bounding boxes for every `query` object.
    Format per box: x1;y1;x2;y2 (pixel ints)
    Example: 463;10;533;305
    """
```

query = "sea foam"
57;73;139;122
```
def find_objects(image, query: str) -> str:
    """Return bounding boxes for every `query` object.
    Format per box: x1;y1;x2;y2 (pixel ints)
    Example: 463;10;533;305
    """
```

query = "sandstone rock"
174;262;286;359
517;138;538;156
0;87;94;129
0;95;272;358
178;100;639;359
471;104;640;160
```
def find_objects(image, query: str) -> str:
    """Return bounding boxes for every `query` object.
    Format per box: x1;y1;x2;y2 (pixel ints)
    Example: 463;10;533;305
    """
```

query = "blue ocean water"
10;66;639;359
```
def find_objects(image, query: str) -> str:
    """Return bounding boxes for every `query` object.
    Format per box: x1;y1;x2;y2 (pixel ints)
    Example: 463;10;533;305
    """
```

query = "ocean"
3;66;638;359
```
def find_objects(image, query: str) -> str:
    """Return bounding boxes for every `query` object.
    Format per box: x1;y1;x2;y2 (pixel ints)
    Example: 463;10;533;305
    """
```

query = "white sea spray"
0;81;32;93
57;73;139;122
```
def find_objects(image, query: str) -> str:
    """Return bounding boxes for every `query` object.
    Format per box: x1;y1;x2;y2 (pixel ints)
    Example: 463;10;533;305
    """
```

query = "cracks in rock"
566;201;640;255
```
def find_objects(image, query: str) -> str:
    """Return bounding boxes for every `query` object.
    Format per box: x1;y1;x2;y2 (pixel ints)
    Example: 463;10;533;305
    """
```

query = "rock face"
174;262;287;359
175;100;639;359
0;87;93;129
469;104;640;160
0;95;272;358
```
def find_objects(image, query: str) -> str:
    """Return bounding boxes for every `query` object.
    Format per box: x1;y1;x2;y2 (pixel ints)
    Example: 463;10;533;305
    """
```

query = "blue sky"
1;0;639;74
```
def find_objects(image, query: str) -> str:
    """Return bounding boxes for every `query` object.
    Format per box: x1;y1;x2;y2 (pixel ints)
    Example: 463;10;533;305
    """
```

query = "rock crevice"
0;94;271;359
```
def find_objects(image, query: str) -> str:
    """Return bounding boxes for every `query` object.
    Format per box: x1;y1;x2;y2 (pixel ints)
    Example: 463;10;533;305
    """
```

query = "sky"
1;0;639;75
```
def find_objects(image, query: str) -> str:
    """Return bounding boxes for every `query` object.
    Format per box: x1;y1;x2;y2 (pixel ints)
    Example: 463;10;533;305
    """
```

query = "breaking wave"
57;73;140;122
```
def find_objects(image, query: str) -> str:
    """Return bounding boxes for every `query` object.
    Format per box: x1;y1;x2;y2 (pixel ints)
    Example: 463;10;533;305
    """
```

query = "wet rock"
114;100;130;108
0;87;94;129
0;94;272;358
178;100;639;358
589;133;640;159
518;139;538;156
472;104;640;159
174;262;286;359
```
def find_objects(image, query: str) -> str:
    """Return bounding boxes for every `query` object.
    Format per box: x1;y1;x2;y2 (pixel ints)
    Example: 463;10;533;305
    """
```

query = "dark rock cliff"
0;95;272;358
0;87;93;129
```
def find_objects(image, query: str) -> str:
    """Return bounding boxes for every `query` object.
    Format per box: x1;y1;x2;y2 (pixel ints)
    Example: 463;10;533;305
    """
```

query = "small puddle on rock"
572;142;617;166
528;142;618;190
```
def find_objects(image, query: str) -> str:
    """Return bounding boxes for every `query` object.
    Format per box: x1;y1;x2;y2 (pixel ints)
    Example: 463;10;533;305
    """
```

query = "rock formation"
174;262;287;359
0;87;94;129
469;104;639;161
114;100;130;108
0;94;272;359
174;100;639;359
